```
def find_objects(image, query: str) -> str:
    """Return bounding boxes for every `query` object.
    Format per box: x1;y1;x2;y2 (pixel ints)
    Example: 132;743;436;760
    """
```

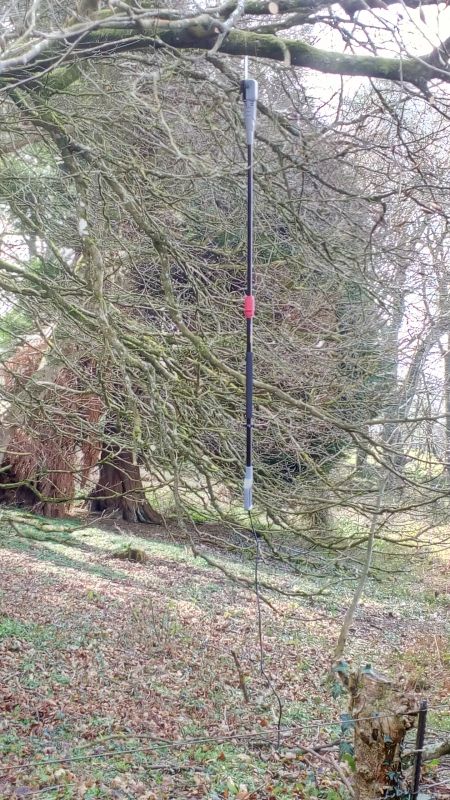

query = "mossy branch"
0;9;449;91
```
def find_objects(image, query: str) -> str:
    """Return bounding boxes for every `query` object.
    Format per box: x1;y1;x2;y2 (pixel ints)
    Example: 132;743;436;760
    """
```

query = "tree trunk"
90;446;163;524
348;667;416;800
0;431;76;519
309;505;331;531
356;430;369;471
444;332;450;482
334;483;384;662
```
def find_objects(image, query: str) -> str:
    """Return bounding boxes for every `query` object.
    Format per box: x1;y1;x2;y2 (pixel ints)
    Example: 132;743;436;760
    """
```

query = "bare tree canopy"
2;0;450;555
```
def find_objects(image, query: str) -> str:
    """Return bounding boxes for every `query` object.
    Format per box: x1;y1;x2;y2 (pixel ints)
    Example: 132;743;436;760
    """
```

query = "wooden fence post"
412;700;428;800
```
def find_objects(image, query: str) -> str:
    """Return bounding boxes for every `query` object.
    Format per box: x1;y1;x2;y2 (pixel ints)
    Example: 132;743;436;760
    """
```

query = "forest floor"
0;512;449;800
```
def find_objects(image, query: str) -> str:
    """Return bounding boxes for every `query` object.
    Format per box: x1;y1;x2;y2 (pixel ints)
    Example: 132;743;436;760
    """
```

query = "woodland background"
1;1;450;799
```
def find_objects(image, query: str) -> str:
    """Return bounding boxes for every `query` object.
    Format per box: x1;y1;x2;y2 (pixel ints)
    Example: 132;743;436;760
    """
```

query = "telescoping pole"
241;61;258;511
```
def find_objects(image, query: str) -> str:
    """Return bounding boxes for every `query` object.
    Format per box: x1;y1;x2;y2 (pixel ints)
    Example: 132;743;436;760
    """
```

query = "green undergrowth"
0;615;55;647
0;508;447;624
1;509;447;612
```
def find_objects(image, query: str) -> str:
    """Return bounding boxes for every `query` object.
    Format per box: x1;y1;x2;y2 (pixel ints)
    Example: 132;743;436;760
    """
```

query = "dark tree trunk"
444;332;450;482
90;446;163;524
0;470;41;510
0;449;74;519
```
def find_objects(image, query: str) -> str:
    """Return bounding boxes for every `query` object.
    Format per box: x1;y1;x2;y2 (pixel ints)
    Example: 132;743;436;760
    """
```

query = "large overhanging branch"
0;5;449;91
217;0;445;16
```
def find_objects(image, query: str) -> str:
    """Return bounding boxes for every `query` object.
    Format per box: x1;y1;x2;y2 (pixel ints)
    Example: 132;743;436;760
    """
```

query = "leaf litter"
0;515;449;798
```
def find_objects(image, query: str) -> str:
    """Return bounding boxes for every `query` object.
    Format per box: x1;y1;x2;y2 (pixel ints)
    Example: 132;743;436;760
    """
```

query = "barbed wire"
2;703;449;777
420;778;450;789
0;731;331;776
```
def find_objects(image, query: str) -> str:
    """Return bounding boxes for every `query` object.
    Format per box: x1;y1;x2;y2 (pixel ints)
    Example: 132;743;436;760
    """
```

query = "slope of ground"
0;512;449;799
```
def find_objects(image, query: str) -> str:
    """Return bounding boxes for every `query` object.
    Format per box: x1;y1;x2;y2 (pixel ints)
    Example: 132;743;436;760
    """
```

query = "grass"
0;615;57;649
0;509;449;798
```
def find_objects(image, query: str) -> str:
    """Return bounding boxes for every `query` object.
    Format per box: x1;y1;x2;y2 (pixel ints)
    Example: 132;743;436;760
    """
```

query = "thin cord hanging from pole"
250;510;283;748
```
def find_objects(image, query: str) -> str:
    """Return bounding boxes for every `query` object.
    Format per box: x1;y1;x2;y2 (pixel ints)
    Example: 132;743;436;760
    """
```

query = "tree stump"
347;665;417;800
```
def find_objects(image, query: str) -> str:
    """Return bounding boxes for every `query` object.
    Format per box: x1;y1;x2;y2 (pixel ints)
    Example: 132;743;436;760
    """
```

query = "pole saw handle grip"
241;79;258;146
244;465;253;510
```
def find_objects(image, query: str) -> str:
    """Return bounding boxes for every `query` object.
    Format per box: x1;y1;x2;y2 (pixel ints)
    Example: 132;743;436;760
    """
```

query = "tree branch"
0;9;449;91
217;0;442;16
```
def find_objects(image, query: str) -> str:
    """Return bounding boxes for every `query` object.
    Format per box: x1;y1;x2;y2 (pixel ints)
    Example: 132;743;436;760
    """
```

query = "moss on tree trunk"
347;666;416;800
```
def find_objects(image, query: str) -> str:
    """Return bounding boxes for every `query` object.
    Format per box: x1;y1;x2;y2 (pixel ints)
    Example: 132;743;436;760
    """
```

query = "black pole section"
241;74;258;511
412;699;428;800
246;141;253;469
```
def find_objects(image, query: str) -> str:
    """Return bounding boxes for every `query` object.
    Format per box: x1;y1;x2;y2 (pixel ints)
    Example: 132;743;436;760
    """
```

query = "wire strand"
2;713;449;777
2;705;448;776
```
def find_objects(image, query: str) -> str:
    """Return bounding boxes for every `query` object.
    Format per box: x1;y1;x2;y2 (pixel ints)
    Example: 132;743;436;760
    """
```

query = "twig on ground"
231;649;250;703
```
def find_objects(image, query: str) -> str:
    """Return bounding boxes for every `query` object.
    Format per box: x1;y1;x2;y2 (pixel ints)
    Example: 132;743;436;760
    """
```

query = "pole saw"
241;59;258;512
241;63;283;736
